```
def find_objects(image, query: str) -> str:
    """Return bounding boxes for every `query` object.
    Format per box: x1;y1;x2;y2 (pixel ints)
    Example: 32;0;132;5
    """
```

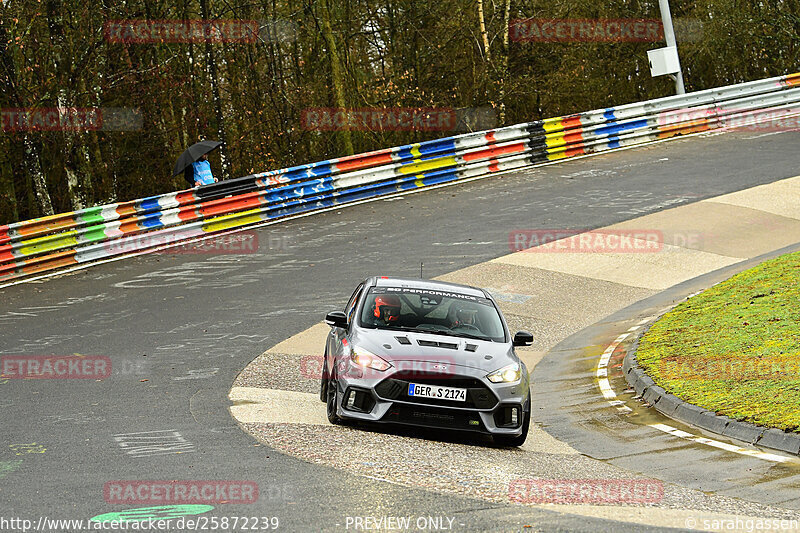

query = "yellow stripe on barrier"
545;133;567;149
546;148;569;161
397;156;457;175
17;231;79;256
203;209;264;233
543;118;565;133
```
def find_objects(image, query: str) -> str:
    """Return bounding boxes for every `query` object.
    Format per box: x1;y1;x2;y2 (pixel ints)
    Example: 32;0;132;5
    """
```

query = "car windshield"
359;286;507;342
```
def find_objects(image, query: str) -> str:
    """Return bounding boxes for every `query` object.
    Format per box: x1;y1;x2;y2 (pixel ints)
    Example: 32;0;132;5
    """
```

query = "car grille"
381;404;487;431
374;371;498;409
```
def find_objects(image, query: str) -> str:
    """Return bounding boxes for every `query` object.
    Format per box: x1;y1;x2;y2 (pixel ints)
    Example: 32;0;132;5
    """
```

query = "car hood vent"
464;343;478;352
395;336;412;345
417;339;458;350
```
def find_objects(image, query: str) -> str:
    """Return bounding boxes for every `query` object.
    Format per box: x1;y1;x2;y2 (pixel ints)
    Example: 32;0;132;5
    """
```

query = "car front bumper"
332;364;530;436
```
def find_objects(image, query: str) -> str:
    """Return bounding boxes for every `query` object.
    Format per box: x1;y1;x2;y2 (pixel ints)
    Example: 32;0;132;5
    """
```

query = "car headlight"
487;362;521;383
351;347;392;372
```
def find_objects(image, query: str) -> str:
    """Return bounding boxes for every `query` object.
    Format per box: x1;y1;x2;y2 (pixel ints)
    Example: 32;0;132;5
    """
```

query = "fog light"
493;405;523;428
343;389;376;413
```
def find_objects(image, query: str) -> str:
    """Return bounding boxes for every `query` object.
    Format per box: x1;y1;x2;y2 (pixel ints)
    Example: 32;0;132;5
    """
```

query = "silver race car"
321;277;533;446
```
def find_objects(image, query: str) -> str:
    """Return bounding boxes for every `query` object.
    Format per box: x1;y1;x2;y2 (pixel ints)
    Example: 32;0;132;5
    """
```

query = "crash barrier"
2;72;799;282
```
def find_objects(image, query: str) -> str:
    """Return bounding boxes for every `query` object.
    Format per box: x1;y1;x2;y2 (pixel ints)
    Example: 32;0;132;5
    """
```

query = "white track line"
597;318;794;464
596;332;633;413
650;423;792;463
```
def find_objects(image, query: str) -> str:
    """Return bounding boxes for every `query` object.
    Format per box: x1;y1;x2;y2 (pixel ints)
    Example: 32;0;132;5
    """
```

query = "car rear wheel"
494;404;530;447
326;366;343;425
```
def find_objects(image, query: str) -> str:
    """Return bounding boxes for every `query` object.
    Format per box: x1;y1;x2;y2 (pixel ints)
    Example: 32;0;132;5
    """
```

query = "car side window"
345;283;364;325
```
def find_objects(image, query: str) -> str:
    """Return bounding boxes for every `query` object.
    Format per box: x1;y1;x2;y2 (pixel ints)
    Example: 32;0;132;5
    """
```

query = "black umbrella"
172;140;223;176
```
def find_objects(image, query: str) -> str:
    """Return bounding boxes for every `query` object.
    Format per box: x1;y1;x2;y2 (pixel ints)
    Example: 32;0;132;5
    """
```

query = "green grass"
637;250;800;432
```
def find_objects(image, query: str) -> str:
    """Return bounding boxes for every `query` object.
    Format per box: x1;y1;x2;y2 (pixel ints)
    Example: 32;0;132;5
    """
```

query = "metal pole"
658;0;686;94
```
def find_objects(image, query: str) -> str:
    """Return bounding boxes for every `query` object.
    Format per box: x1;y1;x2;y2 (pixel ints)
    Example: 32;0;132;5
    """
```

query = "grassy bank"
637;251;800;432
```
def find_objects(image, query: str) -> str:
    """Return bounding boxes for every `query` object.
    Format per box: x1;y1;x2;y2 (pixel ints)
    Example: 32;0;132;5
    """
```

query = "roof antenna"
420;261;424;279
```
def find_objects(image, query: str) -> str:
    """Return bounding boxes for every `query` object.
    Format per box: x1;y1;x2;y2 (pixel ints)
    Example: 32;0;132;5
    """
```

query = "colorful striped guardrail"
2;72;799;282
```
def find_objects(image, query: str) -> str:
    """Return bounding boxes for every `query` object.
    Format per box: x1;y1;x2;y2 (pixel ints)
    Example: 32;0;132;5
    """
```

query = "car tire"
326;366;343;425
494;405;530;447
319;356;329;402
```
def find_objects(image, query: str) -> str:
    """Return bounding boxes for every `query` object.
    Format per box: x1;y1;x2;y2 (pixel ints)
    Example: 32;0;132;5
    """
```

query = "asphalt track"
2;128;800;532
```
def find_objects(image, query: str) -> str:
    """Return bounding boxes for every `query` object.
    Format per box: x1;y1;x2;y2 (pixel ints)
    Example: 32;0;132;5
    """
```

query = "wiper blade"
447;331;493;342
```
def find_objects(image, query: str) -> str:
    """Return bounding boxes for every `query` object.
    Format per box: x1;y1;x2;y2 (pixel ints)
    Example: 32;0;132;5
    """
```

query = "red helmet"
373;294;401;322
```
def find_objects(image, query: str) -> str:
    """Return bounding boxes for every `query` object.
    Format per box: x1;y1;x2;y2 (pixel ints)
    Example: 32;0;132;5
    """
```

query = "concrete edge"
623;308;800;457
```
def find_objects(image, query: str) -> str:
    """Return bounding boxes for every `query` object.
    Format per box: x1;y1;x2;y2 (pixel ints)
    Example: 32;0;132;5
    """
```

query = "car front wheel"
326;366;343;425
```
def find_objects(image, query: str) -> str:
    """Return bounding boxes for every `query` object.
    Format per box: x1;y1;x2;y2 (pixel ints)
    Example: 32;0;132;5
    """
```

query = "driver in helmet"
372;294;402;326
451;303;479;329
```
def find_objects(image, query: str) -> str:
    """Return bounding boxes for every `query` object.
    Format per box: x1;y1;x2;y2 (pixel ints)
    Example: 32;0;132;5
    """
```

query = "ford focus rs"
320;277;533;446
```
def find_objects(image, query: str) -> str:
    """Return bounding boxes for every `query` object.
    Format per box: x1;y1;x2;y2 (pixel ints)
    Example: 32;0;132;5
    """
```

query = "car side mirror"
325;311;348;329
512;330;534;347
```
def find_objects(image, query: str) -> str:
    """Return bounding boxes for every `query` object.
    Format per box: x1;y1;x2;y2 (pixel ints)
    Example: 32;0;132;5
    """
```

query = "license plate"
407;383;467;402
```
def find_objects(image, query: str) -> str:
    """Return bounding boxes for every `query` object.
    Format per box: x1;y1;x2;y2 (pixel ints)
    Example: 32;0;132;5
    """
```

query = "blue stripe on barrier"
603;109;616;121
139;197;162;212
396;138;458;161
140;214;165;229
594;118;649;137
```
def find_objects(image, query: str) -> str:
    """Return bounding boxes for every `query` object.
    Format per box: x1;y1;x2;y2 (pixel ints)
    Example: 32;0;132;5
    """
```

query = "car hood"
351;328;517;373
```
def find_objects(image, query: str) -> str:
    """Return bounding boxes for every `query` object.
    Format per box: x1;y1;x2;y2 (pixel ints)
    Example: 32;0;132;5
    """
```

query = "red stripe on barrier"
17;250;78;277
462;142;526;162
564;147;585;158
175;191;198;205
0;225;9;246
485;131;497;144
562;115;583;130
0;246;14;264
658;119;712;136
0;249;78;280
0;261;19;280
334;149;394;172
564;131;585;145
784;73;800;87
199;194;263;217
178;206;201;222
116;204;137;218
488;160;500;173
15;214;76;237
118;220;142;234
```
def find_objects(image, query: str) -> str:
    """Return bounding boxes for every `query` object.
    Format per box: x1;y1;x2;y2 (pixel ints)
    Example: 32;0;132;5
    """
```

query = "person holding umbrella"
190;154;217;187
172;140;223;188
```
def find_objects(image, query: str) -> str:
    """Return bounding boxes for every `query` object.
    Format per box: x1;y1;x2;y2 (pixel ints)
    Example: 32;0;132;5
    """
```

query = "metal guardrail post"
658;0;686;95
